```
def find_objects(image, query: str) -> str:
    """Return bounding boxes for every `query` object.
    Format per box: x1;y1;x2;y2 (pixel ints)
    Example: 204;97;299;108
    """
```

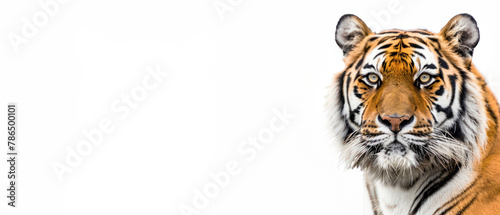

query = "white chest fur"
375;181;419;215
372;167;475;215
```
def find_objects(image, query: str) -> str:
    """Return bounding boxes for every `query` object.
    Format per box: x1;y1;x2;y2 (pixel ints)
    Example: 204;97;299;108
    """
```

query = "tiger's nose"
378;114;414;132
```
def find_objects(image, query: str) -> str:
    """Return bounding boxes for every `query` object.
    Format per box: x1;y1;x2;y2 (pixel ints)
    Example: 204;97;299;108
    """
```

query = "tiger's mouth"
360;133;424;168
360;130;431;151
384;142;406;155
342;129;470;184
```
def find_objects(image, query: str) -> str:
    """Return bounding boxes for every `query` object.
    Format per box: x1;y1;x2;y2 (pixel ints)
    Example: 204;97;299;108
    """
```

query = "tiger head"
327;14;488;186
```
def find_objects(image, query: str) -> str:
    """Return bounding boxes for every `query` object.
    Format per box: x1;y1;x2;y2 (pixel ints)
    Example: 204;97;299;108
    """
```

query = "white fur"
326;37;488;215
373;167;476;215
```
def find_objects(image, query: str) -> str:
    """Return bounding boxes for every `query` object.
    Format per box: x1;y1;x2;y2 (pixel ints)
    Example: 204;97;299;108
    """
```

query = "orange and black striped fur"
327;14;500;214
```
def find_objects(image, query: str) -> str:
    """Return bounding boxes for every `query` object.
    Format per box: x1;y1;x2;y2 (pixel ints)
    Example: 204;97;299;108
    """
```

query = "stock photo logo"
51;64;170;182
178;107;295;215
212;0;243;21
327;13;500;214
7;0;70;53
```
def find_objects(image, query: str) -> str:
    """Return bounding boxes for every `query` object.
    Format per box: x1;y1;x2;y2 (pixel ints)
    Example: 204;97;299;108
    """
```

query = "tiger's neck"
367;166;476;215
366;66;500;215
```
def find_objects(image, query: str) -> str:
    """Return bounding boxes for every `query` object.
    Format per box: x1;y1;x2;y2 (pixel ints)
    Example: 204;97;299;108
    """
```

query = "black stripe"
412;36;427;45
438;68;444;82
413;51;426;59
455;70;471;142
423;64;437;70
358;79;372;88
346;75;352;113
414;172;444;205
373;51;386;59
394;34;410;39
431;112;438;125
438;193;472;215
409;166;461;215
393;41;409;49
435;85;445;96
456;194;478;215
434;47;443;57
378;44;392;49
355;53;367;70
444;68;469;143
409;42;424;49
428;37;439;43
366;183;380;215
438;57;449;70
349;103;363;125
409;30;432;35
436;178;478;215
377;37;390;45
437;74;458;126
337;70;352;141
487;100;498;126
353;86;363;99
411;173;444;211
363;64;376;70
379;31;400;34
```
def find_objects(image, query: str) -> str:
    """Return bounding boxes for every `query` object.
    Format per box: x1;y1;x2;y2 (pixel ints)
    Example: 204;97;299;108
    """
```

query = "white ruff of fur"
326;66;488;213
326;68;488;173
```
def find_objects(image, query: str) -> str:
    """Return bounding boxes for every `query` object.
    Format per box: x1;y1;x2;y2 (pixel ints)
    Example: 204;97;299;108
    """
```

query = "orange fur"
333;14;500;214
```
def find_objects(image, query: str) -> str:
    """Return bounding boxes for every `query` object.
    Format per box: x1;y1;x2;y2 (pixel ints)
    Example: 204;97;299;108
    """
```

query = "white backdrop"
0;0;498;214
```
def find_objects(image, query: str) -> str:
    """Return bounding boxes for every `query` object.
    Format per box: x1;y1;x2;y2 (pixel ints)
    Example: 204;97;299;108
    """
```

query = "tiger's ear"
439;14;480;60
335;14;373;56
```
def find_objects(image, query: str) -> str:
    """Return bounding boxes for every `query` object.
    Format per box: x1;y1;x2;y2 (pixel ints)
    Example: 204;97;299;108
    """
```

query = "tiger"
326;13;500;214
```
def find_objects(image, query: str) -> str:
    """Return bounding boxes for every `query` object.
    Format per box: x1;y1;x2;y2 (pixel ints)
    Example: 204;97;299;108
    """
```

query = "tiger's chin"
376;145;417;170
369;146;424;187
342;133;470;187
356;142;426;187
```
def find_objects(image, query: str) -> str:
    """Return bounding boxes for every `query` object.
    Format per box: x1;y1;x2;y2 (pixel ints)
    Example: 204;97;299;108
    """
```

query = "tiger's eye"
368;74;379;83
419;73;431;83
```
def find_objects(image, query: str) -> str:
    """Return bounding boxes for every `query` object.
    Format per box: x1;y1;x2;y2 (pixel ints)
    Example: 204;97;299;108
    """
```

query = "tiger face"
328;14;488;186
